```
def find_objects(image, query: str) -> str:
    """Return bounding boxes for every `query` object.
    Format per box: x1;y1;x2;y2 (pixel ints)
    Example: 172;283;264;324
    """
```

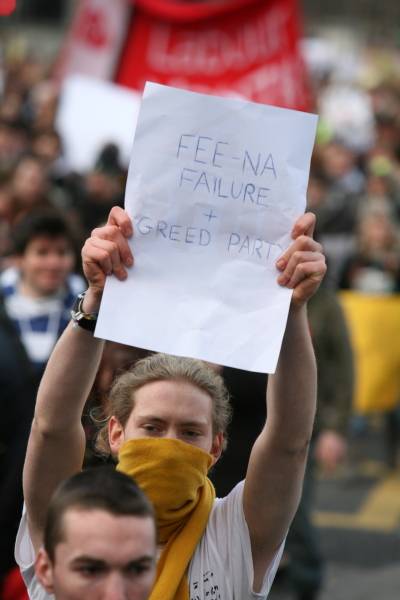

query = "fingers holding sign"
81;207;325;313
276;212;326;308
82;207;134;301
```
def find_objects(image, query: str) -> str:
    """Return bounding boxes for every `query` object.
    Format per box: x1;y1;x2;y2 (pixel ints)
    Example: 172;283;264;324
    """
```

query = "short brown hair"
44;467;155;561
95;353;232;456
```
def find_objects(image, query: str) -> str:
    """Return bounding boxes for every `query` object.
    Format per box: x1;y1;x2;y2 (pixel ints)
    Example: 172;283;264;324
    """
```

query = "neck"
19;279;58;299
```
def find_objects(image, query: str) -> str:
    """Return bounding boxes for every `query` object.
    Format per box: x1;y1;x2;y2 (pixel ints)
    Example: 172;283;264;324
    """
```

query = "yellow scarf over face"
117;438;215;600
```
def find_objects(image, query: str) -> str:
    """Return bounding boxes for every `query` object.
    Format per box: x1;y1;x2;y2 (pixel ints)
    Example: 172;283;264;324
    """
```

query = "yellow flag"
340;292;400;414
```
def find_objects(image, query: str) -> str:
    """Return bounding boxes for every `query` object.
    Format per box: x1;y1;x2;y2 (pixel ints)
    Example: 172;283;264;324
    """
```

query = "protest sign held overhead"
96;83;317;372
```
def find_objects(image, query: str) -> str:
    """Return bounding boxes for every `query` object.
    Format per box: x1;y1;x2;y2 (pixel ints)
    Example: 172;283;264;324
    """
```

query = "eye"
125;562;153;576
36;248;49;257
76;564;106;577
141;424;162;435
183;430;201;438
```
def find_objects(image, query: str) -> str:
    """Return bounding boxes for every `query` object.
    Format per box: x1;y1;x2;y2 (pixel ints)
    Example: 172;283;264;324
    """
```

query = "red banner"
116;0;311;110
0;0;16;16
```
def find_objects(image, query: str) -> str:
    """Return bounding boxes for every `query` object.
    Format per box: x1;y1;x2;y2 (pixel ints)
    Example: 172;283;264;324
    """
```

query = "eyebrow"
126;556;155;567
70;557;106;568
138;415;208;427
71;555;155;567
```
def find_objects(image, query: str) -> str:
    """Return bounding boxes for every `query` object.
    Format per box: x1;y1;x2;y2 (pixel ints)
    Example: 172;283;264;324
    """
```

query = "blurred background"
0;1;400;599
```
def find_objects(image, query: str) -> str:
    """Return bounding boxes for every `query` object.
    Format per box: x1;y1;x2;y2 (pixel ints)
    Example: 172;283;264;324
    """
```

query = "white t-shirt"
15;481;284;600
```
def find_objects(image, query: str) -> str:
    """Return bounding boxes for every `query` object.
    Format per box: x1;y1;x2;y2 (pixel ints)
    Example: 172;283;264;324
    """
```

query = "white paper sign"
56;75;141;172
95;83;317;373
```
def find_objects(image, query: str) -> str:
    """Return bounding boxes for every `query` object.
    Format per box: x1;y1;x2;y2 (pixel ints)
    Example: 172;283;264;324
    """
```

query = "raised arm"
243;213;326;590
23;207;133;553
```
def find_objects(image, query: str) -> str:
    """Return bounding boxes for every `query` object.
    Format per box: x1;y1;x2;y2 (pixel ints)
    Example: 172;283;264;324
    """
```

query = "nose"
164;427;180;441
101;574;128;600
45;253;64;269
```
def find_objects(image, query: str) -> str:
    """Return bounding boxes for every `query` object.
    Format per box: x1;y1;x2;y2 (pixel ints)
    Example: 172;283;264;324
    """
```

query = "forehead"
132;379;213;422
16;158;44;175
23;235;72;253
57;508;155;562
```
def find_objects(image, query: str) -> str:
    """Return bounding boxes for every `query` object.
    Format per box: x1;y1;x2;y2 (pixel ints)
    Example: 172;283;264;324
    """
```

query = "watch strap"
71;292;98;333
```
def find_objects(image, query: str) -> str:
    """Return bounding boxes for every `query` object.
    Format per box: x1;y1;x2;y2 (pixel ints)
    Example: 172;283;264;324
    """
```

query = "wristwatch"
71;292;98;332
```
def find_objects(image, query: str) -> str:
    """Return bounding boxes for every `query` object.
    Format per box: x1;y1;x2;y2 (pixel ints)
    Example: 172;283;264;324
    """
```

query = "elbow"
282;437;312;459
30;416;77;440
270;435;312;463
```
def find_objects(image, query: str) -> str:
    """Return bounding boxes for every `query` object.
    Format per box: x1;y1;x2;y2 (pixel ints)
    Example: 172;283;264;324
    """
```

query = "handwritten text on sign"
96;83;318;373
135;133;282;265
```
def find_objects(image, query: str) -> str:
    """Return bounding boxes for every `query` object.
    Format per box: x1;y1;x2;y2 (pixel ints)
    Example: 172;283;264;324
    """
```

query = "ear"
35;548;55;594
108;415;126;456
210;432;224;465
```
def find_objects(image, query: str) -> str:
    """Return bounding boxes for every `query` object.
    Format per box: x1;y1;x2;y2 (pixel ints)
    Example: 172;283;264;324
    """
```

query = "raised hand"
276;212;326;308
81;207;133;311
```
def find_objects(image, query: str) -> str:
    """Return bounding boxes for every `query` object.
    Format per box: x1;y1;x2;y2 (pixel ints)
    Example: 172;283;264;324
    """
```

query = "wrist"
82;287;102;314
288;302;308;321
283;303;312;349
71;290;100;333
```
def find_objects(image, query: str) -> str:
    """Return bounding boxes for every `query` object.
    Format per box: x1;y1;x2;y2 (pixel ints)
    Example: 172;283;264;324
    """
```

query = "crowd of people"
0;39;399;600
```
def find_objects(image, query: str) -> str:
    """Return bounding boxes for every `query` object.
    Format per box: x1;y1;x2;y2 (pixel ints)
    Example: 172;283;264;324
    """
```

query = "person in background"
0;211;84;593
28;79;59;133
319;140;365;197
0;295;36;598
31;128;69;185
339;204;400;469
339;203;400;294
0;209;84;378
0;119;31;175
8;155;53;223
69;144;127;237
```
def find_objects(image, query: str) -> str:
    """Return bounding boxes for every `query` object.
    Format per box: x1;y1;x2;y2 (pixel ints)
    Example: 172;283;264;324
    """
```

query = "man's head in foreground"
35;467;156;600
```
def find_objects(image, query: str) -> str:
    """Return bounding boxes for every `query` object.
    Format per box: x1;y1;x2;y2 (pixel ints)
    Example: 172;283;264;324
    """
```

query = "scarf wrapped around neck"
117;437;215;600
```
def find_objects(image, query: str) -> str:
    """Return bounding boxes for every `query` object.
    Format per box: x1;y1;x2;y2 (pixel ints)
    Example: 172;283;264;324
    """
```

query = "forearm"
24;298;105;550
34;289;104;433
266;305;317;452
